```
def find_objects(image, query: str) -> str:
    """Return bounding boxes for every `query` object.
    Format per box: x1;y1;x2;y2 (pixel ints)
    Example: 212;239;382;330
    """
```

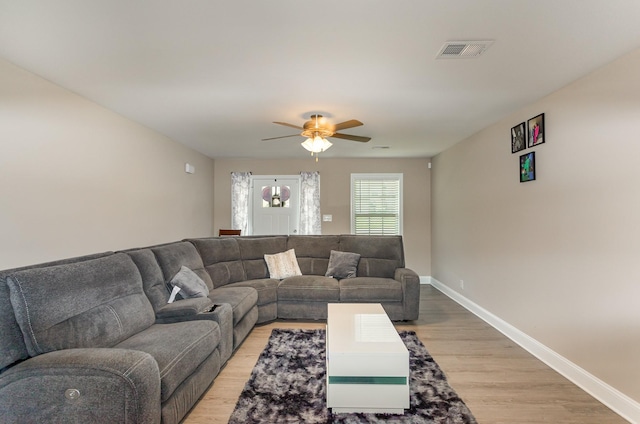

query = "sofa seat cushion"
224;279;279;306
339;277;403;302
208;287;258;326
278;275;340;302
115;320;219;403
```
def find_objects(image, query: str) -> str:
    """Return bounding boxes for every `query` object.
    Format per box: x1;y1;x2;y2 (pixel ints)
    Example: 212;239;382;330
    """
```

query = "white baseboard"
419;276;431;285
430;278;640;424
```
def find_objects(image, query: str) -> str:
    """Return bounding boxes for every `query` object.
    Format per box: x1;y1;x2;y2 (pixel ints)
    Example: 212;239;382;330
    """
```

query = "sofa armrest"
155;300;233;364
394;267;419;283
0;348;161;424
394;267;420;320
180;303;234;364
155;297;215;320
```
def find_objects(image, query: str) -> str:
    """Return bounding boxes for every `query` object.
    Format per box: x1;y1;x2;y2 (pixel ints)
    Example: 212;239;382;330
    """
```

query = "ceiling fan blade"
333;119;363;131
261;134;301;141
331;132;371;143
273;121;303;130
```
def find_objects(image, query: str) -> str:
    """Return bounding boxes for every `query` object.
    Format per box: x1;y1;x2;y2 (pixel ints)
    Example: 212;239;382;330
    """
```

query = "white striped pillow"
264;249;302;279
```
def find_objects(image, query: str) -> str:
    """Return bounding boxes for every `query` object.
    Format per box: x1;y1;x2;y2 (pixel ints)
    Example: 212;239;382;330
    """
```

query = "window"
261;185;291;208
351;173;403;235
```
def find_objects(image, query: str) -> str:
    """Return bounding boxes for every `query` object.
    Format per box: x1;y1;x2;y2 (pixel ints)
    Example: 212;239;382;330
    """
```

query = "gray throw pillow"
169;266;209;299
325;250;361;279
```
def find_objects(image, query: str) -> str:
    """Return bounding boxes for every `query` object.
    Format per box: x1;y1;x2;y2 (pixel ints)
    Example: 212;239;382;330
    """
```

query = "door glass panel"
261;185;291;208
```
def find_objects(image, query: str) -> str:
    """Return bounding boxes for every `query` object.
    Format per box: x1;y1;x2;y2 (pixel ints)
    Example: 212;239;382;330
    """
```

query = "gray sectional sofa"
0;235;419;424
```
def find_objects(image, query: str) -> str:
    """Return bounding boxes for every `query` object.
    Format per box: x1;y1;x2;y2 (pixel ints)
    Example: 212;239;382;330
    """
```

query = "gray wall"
432;49;640;404
0;58;216;269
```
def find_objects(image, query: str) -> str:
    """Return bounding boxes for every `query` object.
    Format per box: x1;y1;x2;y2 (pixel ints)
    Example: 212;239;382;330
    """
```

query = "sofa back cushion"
188;237;245;288
0;278;28;371
237;237;287;280
0;251;114;370
339;235;405;278
125;248;168;312
287;235;340;275
6;253;155;357
151;242;214;290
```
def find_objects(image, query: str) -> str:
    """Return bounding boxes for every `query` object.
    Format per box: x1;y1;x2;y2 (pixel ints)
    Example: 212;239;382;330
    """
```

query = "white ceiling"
2;1;640;159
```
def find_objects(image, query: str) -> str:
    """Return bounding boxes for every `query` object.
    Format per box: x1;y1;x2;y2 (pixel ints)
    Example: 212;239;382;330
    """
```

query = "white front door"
251;176;300;235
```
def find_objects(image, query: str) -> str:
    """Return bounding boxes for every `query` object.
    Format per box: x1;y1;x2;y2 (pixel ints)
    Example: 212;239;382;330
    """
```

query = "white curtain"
231;172;251;235
299;171;321;235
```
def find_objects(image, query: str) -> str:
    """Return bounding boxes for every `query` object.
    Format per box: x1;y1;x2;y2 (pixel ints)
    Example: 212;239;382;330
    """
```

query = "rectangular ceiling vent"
437;40;494;59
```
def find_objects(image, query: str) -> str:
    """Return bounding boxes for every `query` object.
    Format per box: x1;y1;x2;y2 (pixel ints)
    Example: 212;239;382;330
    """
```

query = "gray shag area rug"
229;328;476;423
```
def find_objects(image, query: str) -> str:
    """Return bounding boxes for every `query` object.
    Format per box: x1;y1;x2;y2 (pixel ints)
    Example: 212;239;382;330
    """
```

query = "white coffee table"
326;303;409;414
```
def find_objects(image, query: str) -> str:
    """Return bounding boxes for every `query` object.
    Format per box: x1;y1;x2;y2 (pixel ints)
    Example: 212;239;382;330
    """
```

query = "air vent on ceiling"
437;40;494;59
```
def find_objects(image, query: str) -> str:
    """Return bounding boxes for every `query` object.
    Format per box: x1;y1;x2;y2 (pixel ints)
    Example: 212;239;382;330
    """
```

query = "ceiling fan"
262;114;371;160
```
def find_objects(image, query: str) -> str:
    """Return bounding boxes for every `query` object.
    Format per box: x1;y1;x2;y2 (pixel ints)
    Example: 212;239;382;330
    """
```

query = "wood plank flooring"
184;285;626;423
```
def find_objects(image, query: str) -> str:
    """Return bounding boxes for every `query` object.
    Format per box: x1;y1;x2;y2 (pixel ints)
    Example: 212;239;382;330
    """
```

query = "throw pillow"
169;266;209;299
264;249;302;280
325;250;361;279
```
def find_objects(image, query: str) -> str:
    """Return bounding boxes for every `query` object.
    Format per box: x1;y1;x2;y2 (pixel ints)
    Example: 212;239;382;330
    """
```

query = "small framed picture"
527;113;545;147
519;151;536;183
511;122;526;153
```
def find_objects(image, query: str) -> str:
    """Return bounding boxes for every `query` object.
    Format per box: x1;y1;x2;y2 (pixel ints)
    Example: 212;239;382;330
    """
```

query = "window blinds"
352;177;400;235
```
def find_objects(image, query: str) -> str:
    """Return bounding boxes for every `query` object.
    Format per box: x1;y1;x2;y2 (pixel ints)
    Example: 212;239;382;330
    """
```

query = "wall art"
519;151;536;182
527;113;545;147
511;122;526;153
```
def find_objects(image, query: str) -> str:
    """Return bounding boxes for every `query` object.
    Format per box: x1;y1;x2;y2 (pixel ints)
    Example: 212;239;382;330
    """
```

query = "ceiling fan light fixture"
301;135;332;153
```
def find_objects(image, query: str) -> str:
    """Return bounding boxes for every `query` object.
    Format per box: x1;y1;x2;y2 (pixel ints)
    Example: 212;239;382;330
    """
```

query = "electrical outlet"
460;279;464;290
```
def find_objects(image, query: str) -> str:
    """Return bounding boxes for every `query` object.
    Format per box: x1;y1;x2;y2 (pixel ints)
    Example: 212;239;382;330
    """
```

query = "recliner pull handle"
65;389;81;401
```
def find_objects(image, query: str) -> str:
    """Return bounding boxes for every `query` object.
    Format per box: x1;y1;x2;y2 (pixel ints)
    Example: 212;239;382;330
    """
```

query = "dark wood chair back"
218;229;241;237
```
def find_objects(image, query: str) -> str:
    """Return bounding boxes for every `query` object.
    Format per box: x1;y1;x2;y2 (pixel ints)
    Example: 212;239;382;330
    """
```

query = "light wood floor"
184;285;626;423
